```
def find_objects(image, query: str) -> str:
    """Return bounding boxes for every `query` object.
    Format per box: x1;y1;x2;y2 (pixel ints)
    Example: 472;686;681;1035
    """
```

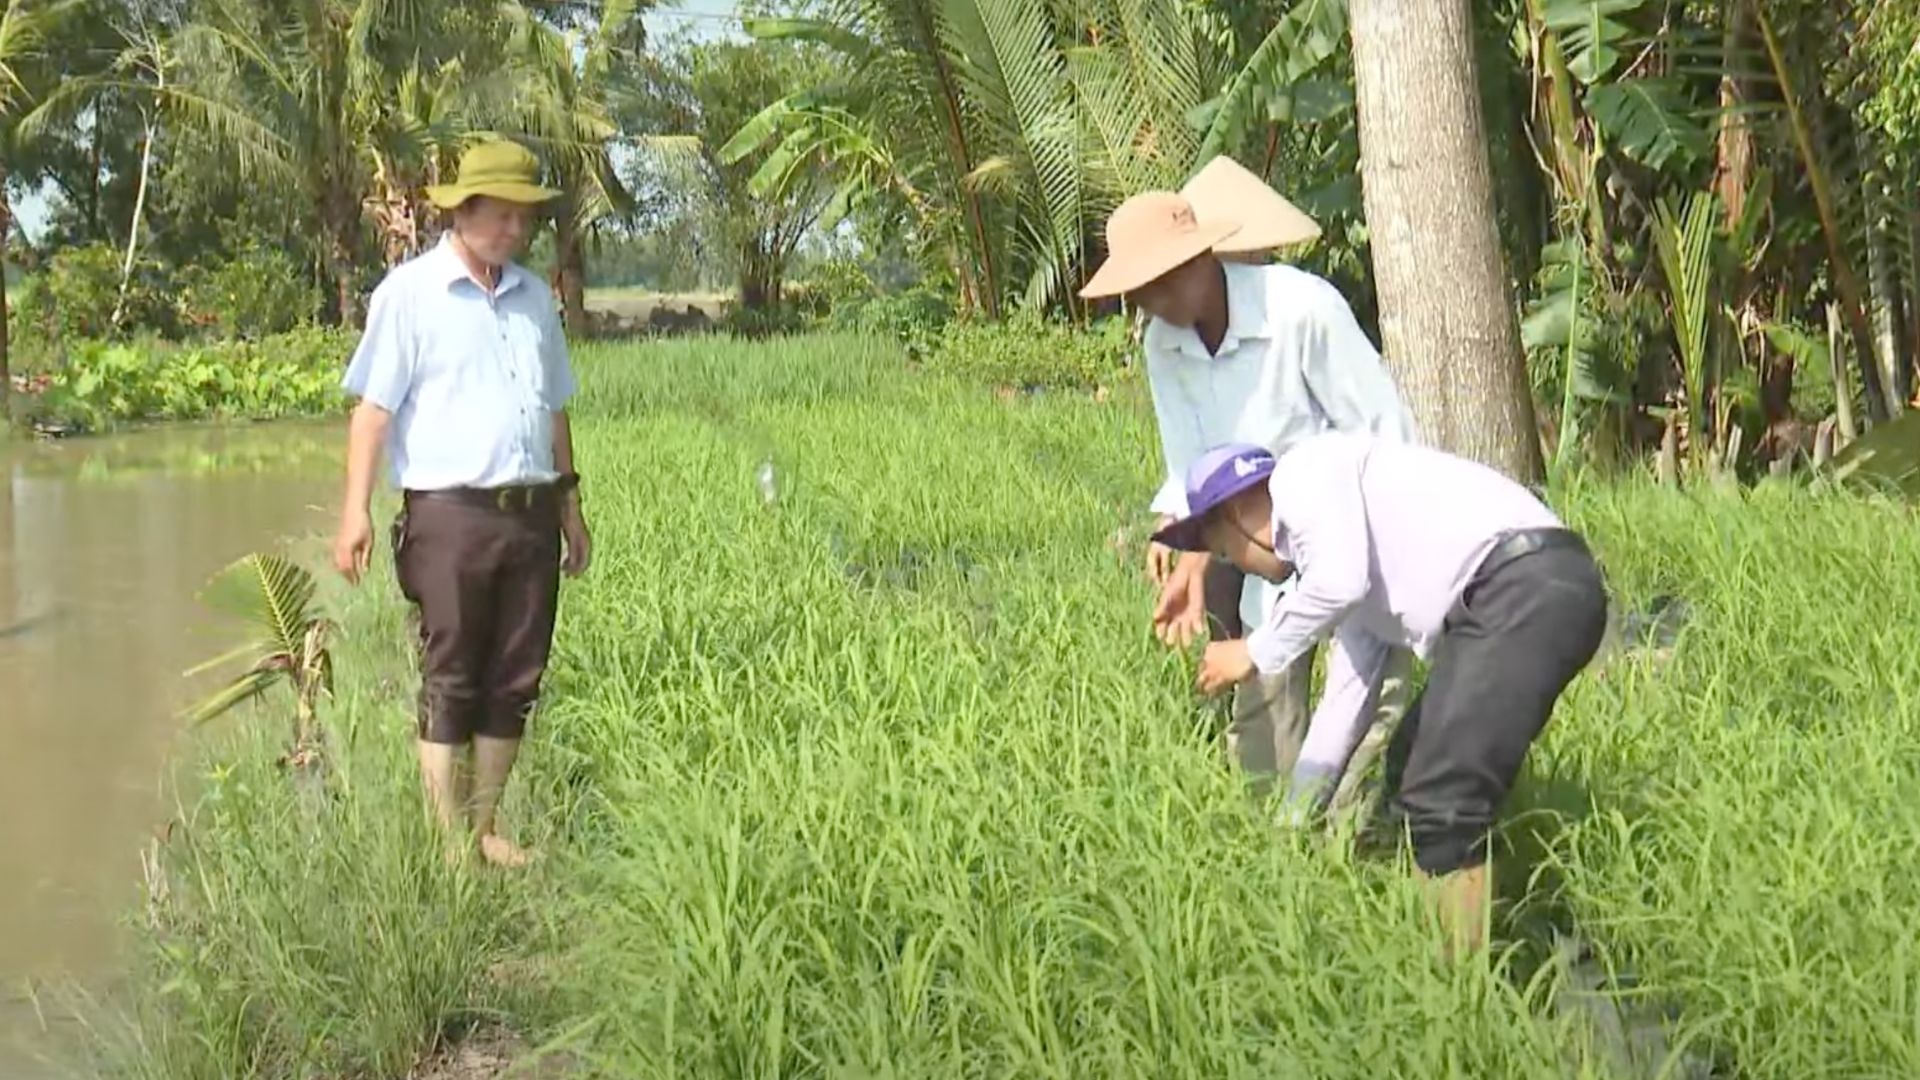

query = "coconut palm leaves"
497;0;640;332
950;0;1083;309
774;0;1010;313
729;1;1016;315
0;0;70;120
1069;0;1215;197
730;0;1305;315
1653;191;1719;463
184;552;336;765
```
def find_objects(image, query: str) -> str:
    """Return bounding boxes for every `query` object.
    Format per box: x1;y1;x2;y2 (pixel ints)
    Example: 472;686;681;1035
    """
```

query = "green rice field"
87;334;1920;1078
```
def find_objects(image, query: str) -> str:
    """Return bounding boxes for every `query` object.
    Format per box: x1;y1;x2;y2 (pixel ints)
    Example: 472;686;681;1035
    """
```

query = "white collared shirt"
342;235;576;491
1243;434;1564;801
1144;262;1417;628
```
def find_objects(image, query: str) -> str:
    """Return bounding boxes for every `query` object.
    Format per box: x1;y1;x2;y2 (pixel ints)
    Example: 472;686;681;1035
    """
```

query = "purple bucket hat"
1151;442;1277;553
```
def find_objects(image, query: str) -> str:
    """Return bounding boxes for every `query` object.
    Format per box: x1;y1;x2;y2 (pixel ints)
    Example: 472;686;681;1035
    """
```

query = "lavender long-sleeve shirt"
1144;263;1416;630
1244;435;1565;803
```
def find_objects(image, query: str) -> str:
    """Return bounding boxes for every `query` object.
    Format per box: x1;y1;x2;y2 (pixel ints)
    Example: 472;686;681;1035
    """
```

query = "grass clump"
98;332;1920;1078
81;575;525;1079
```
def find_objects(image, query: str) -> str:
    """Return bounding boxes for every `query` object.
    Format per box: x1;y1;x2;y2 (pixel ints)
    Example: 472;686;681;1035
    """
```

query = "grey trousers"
1204;560;1313;794
1379;534;1608;873
1205;559;1416;821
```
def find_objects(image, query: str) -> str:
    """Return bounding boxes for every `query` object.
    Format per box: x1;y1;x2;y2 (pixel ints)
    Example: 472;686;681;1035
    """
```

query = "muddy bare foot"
479;834;536;869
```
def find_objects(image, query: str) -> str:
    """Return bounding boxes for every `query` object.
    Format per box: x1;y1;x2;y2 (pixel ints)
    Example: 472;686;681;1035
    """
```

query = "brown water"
0;420;342;1076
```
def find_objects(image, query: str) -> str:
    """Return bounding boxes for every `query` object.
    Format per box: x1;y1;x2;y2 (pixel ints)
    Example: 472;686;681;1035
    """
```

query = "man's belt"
1471;527;1589;588
404;483;558;512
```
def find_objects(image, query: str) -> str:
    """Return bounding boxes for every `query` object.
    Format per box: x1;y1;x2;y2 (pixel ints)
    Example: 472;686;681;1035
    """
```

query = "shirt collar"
1172;261;1272;360
429;233;526;297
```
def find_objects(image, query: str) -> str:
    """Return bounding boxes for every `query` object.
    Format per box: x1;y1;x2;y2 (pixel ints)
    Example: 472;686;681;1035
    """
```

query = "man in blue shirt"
1079;172;1416;802
332;140;590;868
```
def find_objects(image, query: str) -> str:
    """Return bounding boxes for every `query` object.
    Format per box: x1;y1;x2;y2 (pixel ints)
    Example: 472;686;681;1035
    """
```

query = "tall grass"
99;333;1920;1078
77;565;526;1079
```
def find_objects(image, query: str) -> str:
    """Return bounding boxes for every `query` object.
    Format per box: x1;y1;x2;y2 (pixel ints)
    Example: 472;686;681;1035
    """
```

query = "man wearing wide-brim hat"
1081;156;1417;806
333;137;591;868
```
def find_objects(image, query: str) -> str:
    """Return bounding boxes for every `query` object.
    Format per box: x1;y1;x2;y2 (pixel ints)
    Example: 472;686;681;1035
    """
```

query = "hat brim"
1150;512;1214;554
425;182;563;210
1149;466;1274;552
1078;219;1241;299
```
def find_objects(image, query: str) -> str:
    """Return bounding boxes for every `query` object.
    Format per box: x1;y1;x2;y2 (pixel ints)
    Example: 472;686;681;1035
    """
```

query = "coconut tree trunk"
739;242;776;314
1350;0;1543;483
1830;302;1857;444
1714;0;1754;229
1861;134;1905;416
1908;208;1920;399
1;174;11;421
553;212;589;338
322;181;364;329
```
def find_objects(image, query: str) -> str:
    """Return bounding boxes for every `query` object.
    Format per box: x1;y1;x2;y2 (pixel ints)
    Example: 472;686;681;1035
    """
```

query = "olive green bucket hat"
425;140;561;210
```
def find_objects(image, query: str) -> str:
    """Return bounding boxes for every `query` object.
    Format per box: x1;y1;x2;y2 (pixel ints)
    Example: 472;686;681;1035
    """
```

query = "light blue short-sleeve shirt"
342;235;576;491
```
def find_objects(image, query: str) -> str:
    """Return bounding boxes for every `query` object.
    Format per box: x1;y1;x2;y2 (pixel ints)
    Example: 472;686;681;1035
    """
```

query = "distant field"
584;287;731;324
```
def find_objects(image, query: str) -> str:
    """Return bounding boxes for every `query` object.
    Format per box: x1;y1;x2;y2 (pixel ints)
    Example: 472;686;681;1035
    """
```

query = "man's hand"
560;497;592;577
1146;515;1178;585
1152;558;1207;648
333;507;374;585
1197;639;1256;696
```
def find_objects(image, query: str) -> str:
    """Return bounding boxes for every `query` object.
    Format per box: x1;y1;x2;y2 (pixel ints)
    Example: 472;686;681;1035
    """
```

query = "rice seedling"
101;333;1920;1078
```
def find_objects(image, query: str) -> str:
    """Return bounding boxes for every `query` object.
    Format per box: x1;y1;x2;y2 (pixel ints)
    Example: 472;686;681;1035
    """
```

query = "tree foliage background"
2;0;1917;475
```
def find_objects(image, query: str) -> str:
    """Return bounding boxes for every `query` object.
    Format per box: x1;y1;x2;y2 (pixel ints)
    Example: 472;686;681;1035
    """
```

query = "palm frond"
183;667;281;727
0;0;79;116
200;553;318;661
961;0;1083;307
1652;190;1720;430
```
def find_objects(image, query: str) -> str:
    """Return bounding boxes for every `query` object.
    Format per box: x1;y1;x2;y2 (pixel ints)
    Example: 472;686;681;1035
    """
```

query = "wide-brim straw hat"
1079;192;1241;299
425;139;561;210
1182;155;1322;254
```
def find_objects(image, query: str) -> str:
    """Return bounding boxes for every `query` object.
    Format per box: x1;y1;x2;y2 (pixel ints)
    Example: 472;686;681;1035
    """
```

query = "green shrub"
789;257;877;323
5;273;61;375
180;247;321;340
831;284;954;356
924;313;1136;390
720;303;809;340
35;325;356;430
34;242;181;341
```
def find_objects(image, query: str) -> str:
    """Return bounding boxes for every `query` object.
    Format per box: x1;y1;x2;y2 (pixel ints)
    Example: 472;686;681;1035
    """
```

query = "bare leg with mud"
467;498;561;869
470;735;529;867
417;740;474;864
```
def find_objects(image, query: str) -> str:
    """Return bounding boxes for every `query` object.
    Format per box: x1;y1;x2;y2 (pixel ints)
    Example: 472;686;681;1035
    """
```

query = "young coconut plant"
183;552;335;770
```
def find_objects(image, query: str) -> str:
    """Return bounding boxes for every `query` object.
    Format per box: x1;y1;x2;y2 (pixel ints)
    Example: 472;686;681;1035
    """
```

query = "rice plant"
97;332;1920;1078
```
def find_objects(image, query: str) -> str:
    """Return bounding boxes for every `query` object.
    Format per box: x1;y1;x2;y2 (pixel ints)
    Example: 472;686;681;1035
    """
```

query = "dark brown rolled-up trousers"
390;486;561;745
